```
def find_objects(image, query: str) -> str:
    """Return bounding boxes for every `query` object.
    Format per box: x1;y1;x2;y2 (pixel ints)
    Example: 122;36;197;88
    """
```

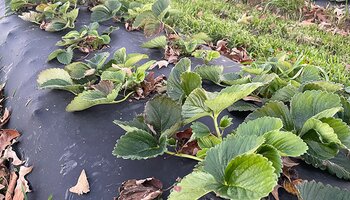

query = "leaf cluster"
15;1;79;32
113;58;308;199
38;48;155;111
131;0;178;37
247;90;350;180
48;22;118;64
141;32;212;63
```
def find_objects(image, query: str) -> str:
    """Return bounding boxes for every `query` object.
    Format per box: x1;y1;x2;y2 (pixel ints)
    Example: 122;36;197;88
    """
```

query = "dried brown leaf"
0;109;10;129
271;184;281;200
2;147;24;166
5;171;17;200
283;179;302;196
134;72;166;99
175;128;200;156
282;157;299;168
149;60;169;70
0;129;20;153
13;166;33;200
69;169;90;195
117;177;163;200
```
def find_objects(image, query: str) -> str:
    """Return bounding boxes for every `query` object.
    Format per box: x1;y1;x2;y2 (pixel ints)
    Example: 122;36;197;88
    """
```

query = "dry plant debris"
69;169;90;195
0;84;32;200
116;177;163;200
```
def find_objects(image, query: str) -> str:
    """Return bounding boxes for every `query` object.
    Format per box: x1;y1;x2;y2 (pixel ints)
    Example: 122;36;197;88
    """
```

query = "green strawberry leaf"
152;0;170;17
66;81;122;112
246;101;294;131
114;115;150;133
297;180;350;200
144;95;182;137
321;118;350;149
141;36;167;49
85;52;110;70
113;129;167;160
205;83;263;115
180;72;202;96
167;58;191;101
37;68;83;94
301;81;344;93
190;121;211;138
182;88;211;124
258;144;282;176
168;171;216;200
304;150;350;180
64;62;94;80
203;135;265;183
264;131;308;157
56;47;73;65
194;65;223;85
291;90;342;131
270;84;298;102
101;70;126;84
217;154;277;200
235;117;283;137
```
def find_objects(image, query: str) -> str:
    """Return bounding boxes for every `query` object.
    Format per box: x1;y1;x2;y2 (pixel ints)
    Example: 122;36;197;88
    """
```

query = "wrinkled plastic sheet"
0;5;349;200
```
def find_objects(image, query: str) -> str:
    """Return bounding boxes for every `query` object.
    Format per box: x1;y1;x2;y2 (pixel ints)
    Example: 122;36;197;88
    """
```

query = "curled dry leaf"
69;169;90;195
0;109;10;129
2;147;24;166
5;172;17;200
165;46;180;64
243;96;263;103
0;130;20;153
149;60;169;70
175;128;200;156
134;72;166;100
215;40;253;64
301;3;349;36
271;184;282;200
13;166;33;200
117;177;163;200
282;157;299;168
283;179;303;195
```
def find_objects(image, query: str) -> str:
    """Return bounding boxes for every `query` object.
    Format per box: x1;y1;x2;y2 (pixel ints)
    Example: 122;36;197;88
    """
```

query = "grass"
140;0;350;85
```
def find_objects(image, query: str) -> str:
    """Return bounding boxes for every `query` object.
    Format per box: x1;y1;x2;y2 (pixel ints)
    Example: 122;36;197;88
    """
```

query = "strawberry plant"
192;54;345;111
192;50;220;64
246;90;350;180
90;0;122;22
113;58;308;199
48;22;118;65
13;1;79;32
141;33;211;63
131;0;178;36
38;48;155;111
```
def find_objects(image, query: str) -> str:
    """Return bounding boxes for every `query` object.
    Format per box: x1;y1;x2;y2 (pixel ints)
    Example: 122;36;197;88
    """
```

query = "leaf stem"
164;23;178;36
110;92;134;104
165;151;203;162
212;114;222;138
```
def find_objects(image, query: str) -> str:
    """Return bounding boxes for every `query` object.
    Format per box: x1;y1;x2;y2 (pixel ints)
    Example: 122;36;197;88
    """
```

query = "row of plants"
136;0;350;85
4;0;350;199
111;57;350;199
